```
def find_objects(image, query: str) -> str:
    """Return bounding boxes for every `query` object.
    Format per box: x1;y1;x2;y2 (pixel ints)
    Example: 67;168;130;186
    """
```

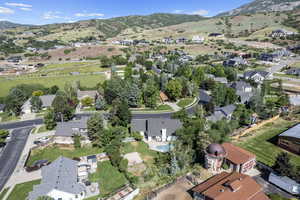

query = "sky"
0;0;253;25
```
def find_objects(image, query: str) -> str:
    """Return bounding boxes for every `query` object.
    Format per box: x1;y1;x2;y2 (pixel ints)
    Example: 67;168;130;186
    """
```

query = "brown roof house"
159;91;169;103
205;143;256;174
191;172;270;200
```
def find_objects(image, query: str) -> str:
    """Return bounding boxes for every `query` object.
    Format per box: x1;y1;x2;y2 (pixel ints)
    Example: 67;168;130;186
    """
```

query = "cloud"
5;2;32;8
190;9;209;16
74;13;104;17
0;18;8;21
173;10;184;14
43;11;62;19
0;7;14;14
20;7;32;11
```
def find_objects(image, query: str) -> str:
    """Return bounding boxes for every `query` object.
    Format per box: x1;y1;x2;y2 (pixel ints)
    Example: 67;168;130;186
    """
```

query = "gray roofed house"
28;156;86;200
231;81;253;103
279;123;300;139
243;70;272;83
207;104;236;122
286;68;300;76
39;95;56;108
199;90;212;104
54;118;89;144
131;118;182;142
223;57;248;67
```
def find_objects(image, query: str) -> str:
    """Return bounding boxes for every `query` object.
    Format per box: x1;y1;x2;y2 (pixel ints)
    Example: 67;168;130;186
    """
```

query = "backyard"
89;161;128;197
236;118;300;167
7;180;41;200
26;145;103;166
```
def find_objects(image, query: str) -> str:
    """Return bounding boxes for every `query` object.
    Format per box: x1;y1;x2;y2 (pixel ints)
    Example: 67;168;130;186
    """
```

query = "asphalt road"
0;127;32;191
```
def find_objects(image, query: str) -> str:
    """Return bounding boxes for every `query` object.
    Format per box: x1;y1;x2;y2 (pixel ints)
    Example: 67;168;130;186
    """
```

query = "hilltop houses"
243;70;272;83
192;35;205;43
270;29;297;38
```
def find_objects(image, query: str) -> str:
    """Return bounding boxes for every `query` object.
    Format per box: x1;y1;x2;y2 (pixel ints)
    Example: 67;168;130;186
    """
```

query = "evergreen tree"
273;152;293;177
44;109;56;130
30;96;42;113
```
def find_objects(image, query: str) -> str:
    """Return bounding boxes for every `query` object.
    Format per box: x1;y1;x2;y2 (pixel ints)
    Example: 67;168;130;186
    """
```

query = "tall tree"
143;79;159;108
165;79;182;101
87;113;104;142
273;152;293;177
44;109;56;130
30;96;42;113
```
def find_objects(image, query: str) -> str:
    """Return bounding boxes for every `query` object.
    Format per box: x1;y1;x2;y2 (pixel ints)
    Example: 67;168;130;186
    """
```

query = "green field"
7;180;41;200
0;74;106;97
26;146;103;166
89;161;128;197
122;141;158;162
237;118;300;167
177;98;195;108
35;62;108;76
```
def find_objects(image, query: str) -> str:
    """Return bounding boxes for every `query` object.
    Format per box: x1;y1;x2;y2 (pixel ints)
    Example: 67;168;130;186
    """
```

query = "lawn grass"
26;146;103;166
274;73;300;79
7;180;41;200
36;125;47;134
0;112;20;122
0;74;106;97
156;104;172;111
0;187;9;200
89;161;128;197
237;118;300;167
177;98;195;108
122;141;158;163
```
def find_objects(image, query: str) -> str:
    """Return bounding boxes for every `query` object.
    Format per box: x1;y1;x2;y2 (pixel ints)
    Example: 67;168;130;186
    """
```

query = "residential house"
223;57;248;67
199;90;212;105
162;37;174;44
176;37;188;44
159;91;169;103
131;118;182;142
205;143;256;174
208;33;223;37
270;29;297;38
28;157;86;200
213;77;228;84
259;53;275;62
243;70;272;83
7;56;22;63
54;118;89;145
231;81;253;103
207;104;236;122
278;123;300;155
192;35;205;43
286;68;300;76
22;95;56;114
191;172;270;200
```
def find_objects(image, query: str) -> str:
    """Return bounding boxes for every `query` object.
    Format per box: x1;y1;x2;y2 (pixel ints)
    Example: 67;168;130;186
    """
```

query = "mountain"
218;0;300;16
0;21;27;29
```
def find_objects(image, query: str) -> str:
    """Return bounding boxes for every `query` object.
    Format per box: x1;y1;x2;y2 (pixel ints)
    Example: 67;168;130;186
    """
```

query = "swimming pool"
153;144;171;152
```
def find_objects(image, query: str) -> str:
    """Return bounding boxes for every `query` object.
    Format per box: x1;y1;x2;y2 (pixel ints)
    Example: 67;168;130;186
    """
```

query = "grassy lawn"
0;74;106;97
156;104;172;111
0;187;9;199
89;161;128;197
177;98;195;108
7;180;41;200
36;125;47;133
26;146;103;166
0;112;20;122
122;141;158;163
131;104;173;113
237;118;300;167
274;73;300;79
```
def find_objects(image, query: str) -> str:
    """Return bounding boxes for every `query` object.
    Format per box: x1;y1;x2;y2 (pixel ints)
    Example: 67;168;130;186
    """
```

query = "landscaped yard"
36;125;47;133
89;161;128;197
0;187;9;200
122;141;158;163
26;146;103;166
177;98;195;108
7;180;41;200
237;118;300;167
0;74;106;97
0;112;20;122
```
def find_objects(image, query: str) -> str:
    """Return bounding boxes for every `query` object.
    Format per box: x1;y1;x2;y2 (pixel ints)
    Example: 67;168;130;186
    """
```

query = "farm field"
0;74;106;97
237;118;300;167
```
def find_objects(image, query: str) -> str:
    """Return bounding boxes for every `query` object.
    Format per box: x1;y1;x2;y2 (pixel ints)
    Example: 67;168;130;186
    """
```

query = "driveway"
0;127;33;191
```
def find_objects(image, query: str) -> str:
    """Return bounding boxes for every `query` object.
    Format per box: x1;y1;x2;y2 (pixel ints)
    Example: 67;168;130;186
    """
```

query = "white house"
192;35;205;43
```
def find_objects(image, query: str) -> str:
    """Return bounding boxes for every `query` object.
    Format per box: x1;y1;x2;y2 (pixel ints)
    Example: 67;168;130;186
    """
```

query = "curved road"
0;127;32;191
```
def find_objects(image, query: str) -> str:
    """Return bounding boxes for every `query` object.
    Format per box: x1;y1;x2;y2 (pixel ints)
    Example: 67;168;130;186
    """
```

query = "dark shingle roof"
39;95;56;107
279;124;300;139
199;90;212;104
55;118;89;137
131;118;182;137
